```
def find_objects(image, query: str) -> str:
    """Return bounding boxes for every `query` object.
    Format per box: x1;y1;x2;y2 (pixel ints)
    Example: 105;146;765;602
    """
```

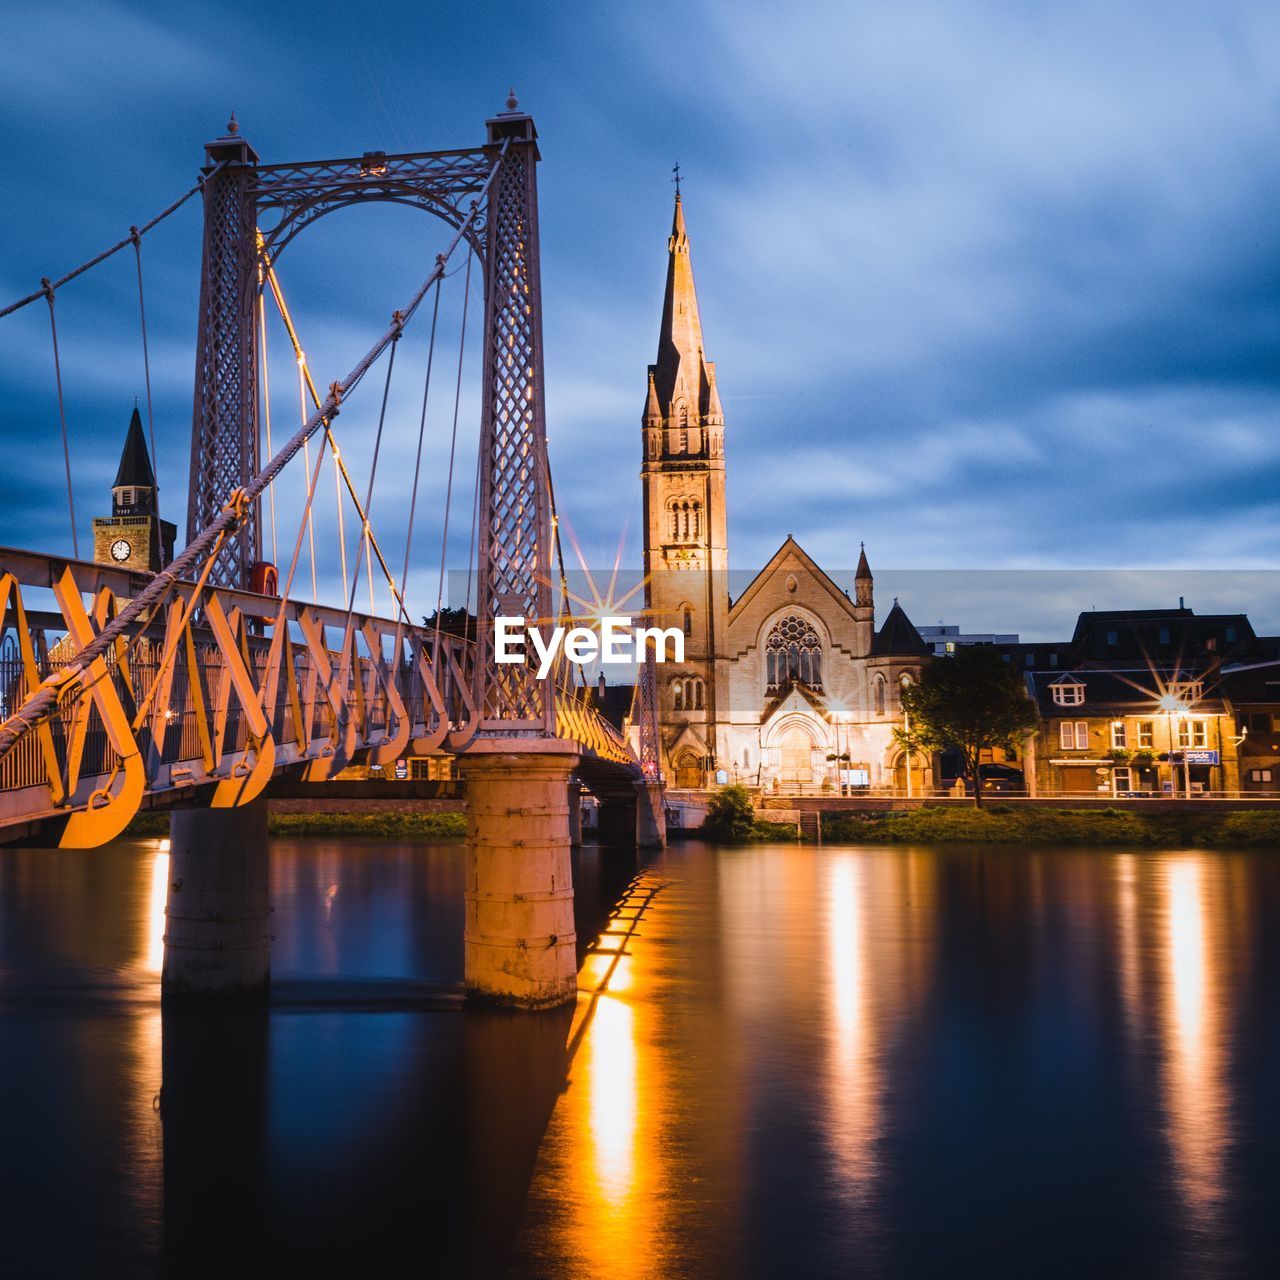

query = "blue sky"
3;0;1280;638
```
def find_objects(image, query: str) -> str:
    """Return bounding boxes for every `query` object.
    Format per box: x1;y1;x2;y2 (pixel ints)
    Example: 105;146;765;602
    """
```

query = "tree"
896;647;1039;808
702;784;757;842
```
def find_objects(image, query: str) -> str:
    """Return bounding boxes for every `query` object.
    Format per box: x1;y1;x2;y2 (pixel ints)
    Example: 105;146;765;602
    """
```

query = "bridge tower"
173;100;579;1007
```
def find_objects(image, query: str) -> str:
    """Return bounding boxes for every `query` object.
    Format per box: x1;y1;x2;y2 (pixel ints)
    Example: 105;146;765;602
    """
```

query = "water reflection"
1160;857;1231;1222
5;838;1280;1277
826;857;876;1196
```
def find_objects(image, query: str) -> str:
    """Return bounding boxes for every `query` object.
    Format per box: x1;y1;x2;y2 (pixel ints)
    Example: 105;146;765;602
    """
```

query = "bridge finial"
505;88;519;111
227;111;239;136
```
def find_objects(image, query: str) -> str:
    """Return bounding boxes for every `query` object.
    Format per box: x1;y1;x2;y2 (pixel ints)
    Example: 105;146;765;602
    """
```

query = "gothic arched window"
682;605;693;636
874;676;886;716
672;677;684;712
765;615;823;692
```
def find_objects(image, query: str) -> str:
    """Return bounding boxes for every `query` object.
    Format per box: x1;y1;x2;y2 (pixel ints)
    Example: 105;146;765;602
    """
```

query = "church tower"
641;190;730;775
92;406;176;573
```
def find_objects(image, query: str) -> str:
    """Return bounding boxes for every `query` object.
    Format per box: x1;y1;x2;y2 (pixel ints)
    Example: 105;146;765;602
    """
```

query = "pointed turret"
854;542;873;608
114;407;156;490
643;369;662;424
112;407;157;517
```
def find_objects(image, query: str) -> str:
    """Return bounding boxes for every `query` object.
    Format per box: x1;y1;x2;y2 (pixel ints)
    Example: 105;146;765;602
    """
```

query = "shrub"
701;784;759;843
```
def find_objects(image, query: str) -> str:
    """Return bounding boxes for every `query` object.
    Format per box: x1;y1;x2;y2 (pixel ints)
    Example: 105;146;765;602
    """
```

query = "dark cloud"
2;0;1279;635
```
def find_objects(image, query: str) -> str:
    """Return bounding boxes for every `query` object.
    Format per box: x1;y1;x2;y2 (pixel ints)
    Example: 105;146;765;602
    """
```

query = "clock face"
110;539;132;563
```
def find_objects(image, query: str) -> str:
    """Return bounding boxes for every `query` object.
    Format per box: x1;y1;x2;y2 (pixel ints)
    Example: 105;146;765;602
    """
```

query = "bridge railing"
0;548;644;844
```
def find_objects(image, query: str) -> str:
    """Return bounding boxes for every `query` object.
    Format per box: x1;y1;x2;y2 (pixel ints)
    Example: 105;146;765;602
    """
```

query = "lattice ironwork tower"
474;107;556;733
188;122;261;588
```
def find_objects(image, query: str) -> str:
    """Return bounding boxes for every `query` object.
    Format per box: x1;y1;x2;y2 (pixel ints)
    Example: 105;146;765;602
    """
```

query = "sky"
2;0;1280;639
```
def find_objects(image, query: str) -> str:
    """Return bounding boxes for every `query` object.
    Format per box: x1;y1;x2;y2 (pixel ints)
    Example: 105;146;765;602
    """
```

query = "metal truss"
0;549;637;847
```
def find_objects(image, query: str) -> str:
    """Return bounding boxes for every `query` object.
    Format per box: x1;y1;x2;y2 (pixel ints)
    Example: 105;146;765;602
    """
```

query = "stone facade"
640;196;931;792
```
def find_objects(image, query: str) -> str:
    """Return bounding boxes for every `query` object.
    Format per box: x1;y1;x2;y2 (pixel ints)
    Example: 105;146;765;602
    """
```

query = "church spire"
648;188;713;419
854;542;873;608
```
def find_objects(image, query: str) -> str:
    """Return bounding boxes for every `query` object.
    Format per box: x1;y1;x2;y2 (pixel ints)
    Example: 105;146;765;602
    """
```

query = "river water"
2;837;1279;1277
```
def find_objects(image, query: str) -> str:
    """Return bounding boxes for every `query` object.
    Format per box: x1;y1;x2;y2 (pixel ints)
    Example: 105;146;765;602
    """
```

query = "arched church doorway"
779;727;814;788
892;751;930;794
674;750;703;790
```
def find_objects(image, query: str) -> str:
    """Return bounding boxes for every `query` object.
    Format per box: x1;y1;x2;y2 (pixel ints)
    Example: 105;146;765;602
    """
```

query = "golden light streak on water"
825;855;878;1195
1161;857;1227;1219
145;850;168;973
585;994;637;1204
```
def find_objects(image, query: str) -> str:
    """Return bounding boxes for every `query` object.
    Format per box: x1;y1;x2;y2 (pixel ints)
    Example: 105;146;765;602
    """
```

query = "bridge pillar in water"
567;781;583;848
162;799;271;996
636;781;667;849
460;741;579;1010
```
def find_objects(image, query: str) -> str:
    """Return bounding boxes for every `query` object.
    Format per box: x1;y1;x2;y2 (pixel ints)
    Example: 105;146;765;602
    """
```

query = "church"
639;192;933;792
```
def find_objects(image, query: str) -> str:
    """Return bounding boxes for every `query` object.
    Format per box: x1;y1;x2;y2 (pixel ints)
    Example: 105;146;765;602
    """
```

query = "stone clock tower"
641;191;730;781
92;406;176;573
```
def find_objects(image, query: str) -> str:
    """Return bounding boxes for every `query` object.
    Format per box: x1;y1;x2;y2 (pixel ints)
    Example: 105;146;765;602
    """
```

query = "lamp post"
1158;693;1191;799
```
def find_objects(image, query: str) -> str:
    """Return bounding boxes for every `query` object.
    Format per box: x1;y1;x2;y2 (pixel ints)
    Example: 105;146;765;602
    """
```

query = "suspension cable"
433;247;474;664
393;269;443;663
0;172;217;322
257;283;279;564
130;228;160;492
345;333;398;625
296;357;319;599
42;281;79;559
0;141;506;766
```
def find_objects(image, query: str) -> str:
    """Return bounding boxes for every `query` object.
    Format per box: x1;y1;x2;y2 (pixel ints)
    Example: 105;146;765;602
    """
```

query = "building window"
1048;652;1058;666
681;606;693;636
671;677;703;711
1226;627;1237;643
765;614;823;692
1242;712;1273;734
1176;720;1208;749
1111;721;1127;749
1137;720;1154;748
1025;653;1034;667
1169;681;1203;702
1059;721;1089;750
1051;682;1085;706
1113;767;1133;794
1250;769;1272;783
1106;630;1118;646
874;677;886;716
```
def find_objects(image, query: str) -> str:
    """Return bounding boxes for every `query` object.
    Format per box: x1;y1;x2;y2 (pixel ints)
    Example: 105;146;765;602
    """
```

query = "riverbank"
817;805;1280;847
126;809;465;839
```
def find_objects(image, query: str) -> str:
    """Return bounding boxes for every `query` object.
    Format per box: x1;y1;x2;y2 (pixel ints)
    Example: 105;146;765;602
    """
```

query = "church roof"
727;535;861;628
872;600;930;657
646;192;715;421
113;407;156;489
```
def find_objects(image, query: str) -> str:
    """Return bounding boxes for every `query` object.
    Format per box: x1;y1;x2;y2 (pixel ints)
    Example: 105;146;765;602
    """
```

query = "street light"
1157;692;1191;798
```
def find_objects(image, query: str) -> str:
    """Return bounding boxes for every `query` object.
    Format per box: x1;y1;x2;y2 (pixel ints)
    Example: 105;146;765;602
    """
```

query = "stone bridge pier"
162;798;272;997
459;740;581;1010
594;780;667;850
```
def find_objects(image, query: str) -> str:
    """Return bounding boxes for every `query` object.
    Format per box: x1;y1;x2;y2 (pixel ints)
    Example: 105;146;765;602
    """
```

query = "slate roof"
871;600;930;657
113;407;156;489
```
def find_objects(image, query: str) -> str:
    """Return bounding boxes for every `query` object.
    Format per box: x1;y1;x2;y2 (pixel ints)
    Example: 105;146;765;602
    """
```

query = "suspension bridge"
0;99;665;1008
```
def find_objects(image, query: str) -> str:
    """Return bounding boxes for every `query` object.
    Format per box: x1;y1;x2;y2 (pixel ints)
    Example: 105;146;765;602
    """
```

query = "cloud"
1;0;1279;646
